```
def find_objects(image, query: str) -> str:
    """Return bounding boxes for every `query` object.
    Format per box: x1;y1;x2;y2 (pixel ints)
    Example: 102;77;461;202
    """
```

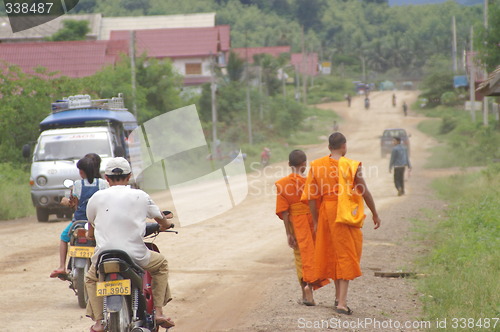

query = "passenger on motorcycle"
85;157;175;331
50;154;108;279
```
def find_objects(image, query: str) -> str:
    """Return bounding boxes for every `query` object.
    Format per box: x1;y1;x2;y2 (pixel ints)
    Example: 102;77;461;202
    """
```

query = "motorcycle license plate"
68;246;94;258
96;279;131;297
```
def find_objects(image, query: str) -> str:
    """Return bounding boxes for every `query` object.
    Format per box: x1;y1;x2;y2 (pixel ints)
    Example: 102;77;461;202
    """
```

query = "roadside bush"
439;116;457;134
0;163;33;220
440;91;459;106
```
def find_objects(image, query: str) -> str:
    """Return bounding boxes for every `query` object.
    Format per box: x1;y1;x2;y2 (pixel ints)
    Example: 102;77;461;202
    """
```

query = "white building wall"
172;57;211;76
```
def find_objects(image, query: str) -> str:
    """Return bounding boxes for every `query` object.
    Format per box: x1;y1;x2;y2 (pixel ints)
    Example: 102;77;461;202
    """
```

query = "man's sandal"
335;306;353;315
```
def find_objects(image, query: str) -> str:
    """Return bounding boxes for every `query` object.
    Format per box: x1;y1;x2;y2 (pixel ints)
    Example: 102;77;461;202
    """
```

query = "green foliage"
84;55;184;123
307;75;353;104
440;91;460;107
227;52;245;82
0;163;34;220
439;115;457;134
45;20;90;41
416;166;500;321
417;105;500;167
420;55;454;107
253;53;287;96
476;3;500;72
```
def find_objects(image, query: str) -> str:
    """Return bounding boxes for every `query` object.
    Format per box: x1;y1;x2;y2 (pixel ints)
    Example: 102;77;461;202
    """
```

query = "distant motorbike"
96;218;176;332
364;98;370;110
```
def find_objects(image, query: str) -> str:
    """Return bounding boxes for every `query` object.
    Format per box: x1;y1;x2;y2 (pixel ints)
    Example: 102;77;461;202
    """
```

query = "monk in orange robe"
275;149;329;306
301;133;381;315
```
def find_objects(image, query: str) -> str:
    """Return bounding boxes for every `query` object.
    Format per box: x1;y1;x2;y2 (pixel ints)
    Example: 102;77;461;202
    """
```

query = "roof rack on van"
51;93;127;113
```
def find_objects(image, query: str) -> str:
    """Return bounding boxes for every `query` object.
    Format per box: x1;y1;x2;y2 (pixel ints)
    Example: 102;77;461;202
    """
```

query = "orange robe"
275;173;329;289
301;155;363;281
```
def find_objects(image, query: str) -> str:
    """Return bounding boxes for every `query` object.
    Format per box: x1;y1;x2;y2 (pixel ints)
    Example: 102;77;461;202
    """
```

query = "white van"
24;94;138;221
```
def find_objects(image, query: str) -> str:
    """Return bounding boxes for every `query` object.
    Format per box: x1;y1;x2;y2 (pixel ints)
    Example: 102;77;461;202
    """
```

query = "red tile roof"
110;26;231;59
291;53;318;76
232;46;291;63
0;40;128;78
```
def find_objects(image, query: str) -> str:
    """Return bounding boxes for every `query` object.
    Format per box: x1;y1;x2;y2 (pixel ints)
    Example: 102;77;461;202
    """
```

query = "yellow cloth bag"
335;157;365;228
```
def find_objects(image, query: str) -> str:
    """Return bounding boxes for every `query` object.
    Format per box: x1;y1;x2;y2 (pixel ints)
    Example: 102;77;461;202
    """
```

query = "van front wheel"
36;207;49;222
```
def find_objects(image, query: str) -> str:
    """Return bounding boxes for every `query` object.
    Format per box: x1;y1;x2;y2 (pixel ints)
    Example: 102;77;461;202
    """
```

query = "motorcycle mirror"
63;179;74;188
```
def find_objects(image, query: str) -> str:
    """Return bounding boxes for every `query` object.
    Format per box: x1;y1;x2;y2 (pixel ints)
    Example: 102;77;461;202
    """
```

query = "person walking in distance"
389;137;411;196
402;101;408;116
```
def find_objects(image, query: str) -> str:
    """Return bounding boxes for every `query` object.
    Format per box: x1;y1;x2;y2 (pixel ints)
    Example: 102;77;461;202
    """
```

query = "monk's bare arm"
355;169;381;229
308;200;318;233
282;211;297;249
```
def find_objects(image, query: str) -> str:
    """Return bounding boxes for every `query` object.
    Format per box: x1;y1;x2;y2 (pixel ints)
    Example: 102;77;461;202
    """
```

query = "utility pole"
244;32;253;145
361;55;366;82
301;26;307;105
482;0;489;126
452;16;458;73
129;30;137;119
210;54;218;159
258;66;263;121
469;26;476;123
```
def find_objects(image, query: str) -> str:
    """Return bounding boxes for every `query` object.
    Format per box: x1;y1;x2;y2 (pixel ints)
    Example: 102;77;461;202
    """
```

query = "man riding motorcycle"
84;157;175;331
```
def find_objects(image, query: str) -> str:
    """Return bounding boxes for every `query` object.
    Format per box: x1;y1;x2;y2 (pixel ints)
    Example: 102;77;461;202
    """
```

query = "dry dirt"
0;91;451;331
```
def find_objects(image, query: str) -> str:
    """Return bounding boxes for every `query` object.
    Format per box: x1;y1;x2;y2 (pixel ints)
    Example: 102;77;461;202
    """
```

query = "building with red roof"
291;53;319;77
0;39;128;78
110;26;231;87
232;46;291;63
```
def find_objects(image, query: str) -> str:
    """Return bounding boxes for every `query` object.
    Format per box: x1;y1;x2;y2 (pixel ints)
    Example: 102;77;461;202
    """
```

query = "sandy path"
0;90;446;331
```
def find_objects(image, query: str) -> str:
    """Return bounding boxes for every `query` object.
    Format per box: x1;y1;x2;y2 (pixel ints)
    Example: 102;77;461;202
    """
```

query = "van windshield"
34;132;111;161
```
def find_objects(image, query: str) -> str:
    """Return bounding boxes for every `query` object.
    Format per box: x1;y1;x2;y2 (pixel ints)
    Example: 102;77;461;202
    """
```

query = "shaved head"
289;149;307;167
329;132;346;150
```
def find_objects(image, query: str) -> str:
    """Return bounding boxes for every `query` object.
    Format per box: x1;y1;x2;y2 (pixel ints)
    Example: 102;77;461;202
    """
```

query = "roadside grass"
416;106;500;168
413;164;500;326
0;163;34;220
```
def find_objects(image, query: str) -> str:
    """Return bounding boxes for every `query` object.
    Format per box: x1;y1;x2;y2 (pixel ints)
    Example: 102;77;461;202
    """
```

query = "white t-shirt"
86;185;163;267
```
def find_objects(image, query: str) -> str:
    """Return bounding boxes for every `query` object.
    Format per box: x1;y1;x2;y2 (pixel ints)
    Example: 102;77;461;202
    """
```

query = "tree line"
62;0;485;78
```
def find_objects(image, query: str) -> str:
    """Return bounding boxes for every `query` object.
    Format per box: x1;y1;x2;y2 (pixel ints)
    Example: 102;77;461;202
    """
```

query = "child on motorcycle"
50;154;108;278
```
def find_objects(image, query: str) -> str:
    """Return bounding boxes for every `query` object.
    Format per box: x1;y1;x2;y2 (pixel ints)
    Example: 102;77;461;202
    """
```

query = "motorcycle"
58;179;96;308
96;218;176;332
364;97;370;110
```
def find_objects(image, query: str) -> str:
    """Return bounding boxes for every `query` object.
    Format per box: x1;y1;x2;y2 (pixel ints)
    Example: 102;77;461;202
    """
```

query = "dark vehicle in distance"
380;128;410;158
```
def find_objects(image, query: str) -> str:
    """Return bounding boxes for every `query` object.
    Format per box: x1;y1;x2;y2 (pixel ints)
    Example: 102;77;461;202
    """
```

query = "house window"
185;63;202;75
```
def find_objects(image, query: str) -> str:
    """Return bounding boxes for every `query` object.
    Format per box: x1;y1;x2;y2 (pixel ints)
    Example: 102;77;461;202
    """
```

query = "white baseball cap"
105;157;131;175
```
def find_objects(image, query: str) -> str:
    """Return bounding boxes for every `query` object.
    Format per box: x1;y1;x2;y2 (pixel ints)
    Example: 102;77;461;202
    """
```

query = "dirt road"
0;91;446;331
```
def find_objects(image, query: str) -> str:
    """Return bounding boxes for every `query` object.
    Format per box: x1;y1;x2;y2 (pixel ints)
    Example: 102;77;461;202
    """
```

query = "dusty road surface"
0;91;447;331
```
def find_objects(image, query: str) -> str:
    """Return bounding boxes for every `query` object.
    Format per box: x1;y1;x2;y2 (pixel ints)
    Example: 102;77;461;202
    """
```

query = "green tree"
227;52;245;82
476;2;500;72
46;20;90;41
420;55;454;107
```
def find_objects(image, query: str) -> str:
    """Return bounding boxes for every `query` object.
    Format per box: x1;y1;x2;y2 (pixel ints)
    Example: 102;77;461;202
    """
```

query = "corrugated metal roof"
99;13;216;40
0;40;127;78
291;53;318;76
0;14;102;41
232;46;291;63
110;26;230;59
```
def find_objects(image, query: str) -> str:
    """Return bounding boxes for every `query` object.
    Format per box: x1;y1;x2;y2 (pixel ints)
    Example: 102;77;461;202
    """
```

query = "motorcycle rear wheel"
76;263;89;308
108;297;131;332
